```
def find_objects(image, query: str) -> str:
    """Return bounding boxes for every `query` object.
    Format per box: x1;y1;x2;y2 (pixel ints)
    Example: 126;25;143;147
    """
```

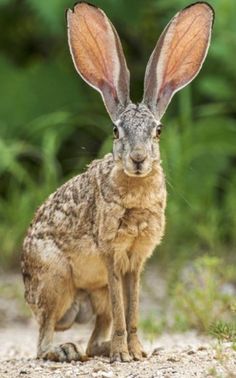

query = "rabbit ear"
142;2;214;120
67;2;130;122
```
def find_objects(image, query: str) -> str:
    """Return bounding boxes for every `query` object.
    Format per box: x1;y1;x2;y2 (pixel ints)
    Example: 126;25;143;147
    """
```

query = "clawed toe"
110;351;132;363
128;338;147;361
129;349;147;361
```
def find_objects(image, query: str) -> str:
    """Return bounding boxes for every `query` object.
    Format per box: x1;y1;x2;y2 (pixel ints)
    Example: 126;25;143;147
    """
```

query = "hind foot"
39;342;87;362
86;340;111;357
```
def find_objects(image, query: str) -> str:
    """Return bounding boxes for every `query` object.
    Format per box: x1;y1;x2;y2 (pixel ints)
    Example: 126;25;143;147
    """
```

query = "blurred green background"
0;0;236;272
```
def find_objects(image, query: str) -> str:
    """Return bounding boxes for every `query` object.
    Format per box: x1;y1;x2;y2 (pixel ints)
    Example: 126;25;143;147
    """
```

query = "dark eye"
113;126;119;139
156;124;162;138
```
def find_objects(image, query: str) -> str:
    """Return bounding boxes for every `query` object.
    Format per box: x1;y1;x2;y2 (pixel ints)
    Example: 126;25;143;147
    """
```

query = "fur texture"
22;106;166;361
21;1;213;363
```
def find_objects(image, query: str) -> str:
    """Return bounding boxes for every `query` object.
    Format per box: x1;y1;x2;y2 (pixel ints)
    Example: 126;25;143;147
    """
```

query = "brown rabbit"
21;2;214;363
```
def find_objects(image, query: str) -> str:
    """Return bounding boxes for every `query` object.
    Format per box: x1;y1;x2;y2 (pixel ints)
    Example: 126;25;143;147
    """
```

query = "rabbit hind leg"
24;257;85;362
36;273;86;362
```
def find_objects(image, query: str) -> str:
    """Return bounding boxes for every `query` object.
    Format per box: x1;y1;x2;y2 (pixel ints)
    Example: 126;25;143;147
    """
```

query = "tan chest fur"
71;162;166;289
72;205;165;290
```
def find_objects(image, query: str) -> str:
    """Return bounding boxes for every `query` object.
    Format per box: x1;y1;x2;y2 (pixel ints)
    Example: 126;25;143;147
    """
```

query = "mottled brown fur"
21;1;213;363
22;153;166;361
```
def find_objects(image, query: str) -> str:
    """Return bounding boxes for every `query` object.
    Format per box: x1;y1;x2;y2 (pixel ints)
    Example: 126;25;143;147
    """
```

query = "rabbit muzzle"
130;148;147;164
124;147;153;177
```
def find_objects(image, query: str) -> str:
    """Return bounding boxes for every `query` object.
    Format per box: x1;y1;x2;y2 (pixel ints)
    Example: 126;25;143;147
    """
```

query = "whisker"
166;177;193;209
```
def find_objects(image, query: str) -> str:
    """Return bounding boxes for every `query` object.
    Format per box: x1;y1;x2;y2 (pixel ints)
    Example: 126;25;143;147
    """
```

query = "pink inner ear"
143;3;214;118
158;5;213;96
68;3;120;98
67;2;130;121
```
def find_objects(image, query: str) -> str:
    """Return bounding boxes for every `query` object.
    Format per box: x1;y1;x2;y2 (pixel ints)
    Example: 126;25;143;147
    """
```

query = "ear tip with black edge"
183;2;215;16
72;1;99;13
183;2;215;26
65;8;72;22
65;1;98;23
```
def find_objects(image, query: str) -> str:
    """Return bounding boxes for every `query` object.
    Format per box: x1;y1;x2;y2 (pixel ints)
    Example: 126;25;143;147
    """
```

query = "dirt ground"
0;273;235;378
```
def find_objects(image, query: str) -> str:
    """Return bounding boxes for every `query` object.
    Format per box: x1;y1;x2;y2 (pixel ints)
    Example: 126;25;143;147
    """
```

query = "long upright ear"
67;2;130;122
142;2;214;120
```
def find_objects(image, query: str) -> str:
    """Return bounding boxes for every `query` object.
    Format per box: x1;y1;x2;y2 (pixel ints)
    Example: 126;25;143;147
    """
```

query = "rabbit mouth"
124;168;152;178
123;159;153;177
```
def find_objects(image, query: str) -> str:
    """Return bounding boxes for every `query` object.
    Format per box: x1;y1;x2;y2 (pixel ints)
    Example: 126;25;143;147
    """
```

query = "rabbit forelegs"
107;259;132;362
124;270;147;360
106;256;146;362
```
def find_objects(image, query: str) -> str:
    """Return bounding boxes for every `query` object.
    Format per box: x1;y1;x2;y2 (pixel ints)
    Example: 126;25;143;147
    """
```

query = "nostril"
130;152;147;164
131;157;146;164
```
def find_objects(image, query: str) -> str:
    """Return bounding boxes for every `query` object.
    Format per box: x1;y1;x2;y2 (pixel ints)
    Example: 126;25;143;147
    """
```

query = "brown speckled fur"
21;1;213;364
22;150;166;361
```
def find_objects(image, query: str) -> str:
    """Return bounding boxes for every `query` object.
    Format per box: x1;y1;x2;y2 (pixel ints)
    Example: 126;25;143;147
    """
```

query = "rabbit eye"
156;124;162;138
113;126;119;139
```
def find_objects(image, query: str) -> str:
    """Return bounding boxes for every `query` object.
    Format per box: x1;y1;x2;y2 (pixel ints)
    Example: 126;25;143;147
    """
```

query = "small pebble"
167;356;181;362
187;350;195;355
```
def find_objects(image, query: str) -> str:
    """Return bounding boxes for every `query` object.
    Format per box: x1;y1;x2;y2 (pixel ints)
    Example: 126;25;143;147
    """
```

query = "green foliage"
140;315;166;341
161;114;236;258
141;256;236;338
172;256;236;332
0;0;235;270
209;321;236;343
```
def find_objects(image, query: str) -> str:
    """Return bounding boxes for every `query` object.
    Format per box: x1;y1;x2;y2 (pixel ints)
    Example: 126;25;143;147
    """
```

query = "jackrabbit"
21;1;214;363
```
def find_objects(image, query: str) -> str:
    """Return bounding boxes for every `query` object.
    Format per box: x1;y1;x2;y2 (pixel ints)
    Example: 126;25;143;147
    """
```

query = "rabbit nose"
130;149;147;164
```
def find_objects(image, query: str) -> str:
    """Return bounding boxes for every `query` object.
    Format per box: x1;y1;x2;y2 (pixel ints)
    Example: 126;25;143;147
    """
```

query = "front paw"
110;334;131;363
110;350;131;363
128;334;147;361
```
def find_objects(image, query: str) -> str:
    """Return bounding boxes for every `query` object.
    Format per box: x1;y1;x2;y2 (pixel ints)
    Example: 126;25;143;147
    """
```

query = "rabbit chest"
96;166;167;273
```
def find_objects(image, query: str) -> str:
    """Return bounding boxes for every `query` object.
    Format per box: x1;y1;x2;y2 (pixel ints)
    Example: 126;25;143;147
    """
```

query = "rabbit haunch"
21;1;214;363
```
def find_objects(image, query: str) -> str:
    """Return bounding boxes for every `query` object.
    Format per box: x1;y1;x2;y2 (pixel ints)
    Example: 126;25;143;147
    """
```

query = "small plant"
171;255;236;333
139;315;166;342
208;366;220;378
209;321;236;343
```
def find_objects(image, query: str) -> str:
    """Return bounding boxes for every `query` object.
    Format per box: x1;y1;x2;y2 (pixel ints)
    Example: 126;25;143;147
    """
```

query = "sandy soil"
0;273;235;377
0;321;235;377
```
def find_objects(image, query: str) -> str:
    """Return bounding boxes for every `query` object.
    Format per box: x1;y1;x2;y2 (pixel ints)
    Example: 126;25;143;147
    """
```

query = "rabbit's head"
67;2;214;177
